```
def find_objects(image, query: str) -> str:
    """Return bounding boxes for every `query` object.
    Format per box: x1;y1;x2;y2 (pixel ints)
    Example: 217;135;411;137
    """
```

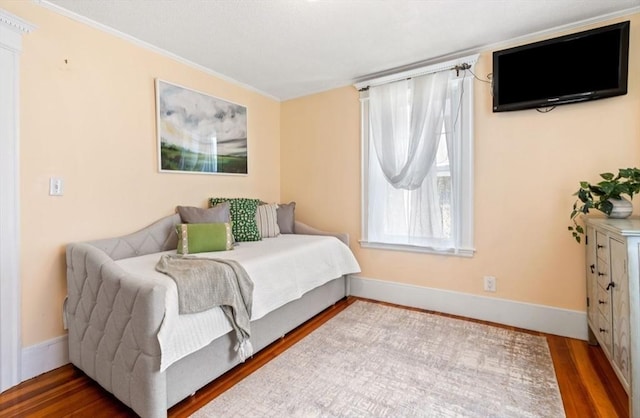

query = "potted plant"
569;168;640;243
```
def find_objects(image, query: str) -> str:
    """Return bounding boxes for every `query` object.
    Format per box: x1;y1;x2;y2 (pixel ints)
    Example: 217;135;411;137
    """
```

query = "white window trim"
357;54;477;257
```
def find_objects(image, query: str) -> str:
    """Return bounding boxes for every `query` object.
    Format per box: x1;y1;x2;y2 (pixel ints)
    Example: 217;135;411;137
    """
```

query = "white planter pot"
608;197;633;219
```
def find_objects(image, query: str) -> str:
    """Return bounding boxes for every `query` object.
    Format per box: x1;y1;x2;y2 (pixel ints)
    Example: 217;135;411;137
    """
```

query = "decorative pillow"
277;202;296;234
176;202;231;224
176;223;233;254
209;197;261;242
255;203;280;238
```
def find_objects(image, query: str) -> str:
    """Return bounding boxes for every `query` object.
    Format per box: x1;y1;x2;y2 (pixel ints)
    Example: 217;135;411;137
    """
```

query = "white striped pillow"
255;203;280;238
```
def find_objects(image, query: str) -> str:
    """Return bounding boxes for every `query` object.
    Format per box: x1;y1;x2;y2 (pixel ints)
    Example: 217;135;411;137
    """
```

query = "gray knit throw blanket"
155;254;254;361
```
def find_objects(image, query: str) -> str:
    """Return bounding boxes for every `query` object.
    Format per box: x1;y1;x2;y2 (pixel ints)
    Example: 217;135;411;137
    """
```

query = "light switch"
49;177;64;196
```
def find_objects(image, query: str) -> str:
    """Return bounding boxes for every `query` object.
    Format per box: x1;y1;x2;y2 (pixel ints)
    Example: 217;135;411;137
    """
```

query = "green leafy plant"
569;168;640;243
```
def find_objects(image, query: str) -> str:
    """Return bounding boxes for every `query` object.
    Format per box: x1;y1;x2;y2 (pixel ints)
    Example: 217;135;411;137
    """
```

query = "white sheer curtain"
368;71;452;246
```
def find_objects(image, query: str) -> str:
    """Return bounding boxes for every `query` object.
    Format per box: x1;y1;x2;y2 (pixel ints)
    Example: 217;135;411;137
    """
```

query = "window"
358;56;476;256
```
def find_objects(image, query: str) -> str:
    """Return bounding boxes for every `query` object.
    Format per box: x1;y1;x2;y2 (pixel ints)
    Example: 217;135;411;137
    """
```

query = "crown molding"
34;0;280;102
0;9;36;34
353;5;640;87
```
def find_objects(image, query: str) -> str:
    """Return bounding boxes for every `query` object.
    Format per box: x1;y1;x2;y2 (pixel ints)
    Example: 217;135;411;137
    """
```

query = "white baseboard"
21;335;69;382
15;277;586;382
349;275;588;340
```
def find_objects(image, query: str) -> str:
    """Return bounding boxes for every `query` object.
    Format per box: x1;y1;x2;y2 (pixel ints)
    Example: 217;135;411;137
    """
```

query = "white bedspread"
115;234;361;371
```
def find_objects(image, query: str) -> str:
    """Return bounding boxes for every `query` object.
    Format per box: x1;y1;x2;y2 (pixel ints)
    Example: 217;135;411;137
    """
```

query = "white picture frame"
156;79;248;175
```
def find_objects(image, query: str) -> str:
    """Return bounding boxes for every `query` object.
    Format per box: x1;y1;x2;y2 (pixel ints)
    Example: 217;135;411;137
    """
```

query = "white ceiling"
42;0;640;101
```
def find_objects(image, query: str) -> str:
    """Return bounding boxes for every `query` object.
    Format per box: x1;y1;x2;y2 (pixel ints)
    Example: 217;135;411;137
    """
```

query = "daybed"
65;212;360;417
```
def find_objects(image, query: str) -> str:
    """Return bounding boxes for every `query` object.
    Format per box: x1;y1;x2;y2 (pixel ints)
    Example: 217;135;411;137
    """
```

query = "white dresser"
585;217;640;417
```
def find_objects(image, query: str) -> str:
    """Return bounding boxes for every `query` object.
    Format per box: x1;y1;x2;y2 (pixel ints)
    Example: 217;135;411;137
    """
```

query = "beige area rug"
192;301;566;418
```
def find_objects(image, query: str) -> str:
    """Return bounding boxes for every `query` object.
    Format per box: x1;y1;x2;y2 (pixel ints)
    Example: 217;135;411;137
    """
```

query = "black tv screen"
492;21;630;112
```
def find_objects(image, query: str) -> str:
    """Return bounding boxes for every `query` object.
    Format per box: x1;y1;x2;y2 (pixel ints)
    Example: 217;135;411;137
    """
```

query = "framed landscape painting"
156;79;248;175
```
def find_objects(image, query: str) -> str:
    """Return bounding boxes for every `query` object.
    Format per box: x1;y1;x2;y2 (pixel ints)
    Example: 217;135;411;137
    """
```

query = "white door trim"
0;9;33;393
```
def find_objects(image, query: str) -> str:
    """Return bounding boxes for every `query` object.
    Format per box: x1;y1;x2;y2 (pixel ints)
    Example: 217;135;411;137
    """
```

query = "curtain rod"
357;62;471;92
353;54;479;91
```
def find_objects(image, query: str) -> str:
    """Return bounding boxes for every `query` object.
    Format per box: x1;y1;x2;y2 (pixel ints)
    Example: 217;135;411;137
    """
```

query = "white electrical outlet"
483;276;497;292
49;177;64;196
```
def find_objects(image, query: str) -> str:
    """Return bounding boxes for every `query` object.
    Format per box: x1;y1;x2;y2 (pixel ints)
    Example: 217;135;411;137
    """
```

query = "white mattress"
115;234;361;371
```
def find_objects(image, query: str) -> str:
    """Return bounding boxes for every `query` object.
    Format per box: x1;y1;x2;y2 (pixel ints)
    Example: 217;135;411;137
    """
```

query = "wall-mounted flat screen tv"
492;21;629;112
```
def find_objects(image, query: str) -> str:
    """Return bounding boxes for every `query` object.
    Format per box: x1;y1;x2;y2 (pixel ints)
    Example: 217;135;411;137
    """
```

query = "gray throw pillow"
277;202;296;234
177;202;231;224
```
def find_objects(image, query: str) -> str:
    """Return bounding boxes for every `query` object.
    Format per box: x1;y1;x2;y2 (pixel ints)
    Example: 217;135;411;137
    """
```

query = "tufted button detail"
66;242;165;417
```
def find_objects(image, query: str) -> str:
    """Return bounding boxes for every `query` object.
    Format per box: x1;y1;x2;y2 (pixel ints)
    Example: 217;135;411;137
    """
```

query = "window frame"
357;55;477;257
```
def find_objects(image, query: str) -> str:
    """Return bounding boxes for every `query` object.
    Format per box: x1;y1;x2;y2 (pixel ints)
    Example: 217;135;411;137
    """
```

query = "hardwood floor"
0;297;628;417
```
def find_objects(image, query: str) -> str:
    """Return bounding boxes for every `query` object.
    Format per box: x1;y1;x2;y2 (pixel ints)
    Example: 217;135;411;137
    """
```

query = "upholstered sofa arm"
294;221;349;246
65;242;168;418
88;213;180;260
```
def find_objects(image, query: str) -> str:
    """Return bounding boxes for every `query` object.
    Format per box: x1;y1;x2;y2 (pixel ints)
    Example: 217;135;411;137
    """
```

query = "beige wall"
282;14;640;312
3;2;281;346
4;1;639;349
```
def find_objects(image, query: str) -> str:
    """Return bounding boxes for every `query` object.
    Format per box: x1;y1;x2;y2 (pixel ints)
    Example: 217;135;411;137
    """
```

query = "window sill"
359;240;475;257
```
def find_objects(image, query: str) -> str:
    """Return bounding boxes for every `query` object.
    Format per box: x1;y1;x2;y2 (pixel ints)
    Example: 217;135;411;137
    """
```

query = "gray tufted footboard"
65;215;180;417
66;213;181;417
66;243;168;417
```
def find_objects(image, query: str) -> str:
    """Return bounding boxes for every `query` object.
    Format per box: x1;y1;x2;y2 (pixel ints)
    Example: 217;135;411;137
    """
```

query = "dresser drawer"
596;231;609;264
597;312;612;356
596;261;610;289
597;286;611;320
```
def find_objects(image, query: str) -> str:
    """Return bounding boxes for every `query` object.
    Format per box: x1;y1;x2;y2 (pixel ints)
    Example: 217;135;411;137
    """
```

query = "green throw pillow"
209;198;261;242
176;223;234;254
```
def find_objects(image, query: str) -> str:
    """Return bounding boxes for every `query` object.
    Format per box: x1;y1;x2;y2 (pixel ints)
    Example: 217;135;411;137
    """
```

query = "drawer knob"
590;264;595;274
598;272;606;277
597;244;605;249
606;282;616;290
598;299;607;305
599;328;608;333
